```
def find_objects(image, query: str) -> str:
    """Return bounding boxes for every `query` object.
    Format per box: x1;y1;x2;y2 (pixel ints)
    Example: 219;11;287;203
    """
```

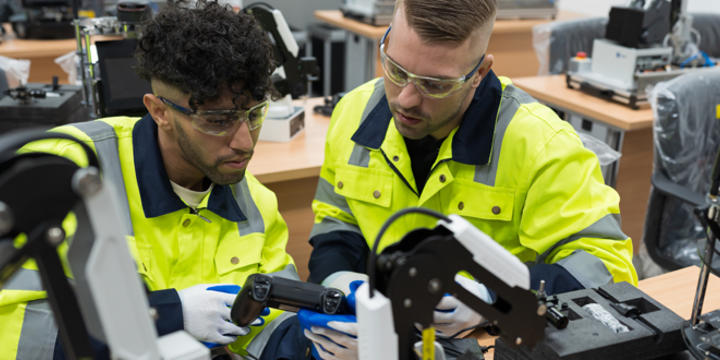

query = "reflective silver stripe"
16;300;57;360
474;84;537;186
4;268;43;291
535;213;628;265
314;177;353;216
348;144;371;167
310;217;363;238
359;78;386;125
70;121;133;235
245;312;296;358
556;250;613;288
265;264;300;281
233;178;265;235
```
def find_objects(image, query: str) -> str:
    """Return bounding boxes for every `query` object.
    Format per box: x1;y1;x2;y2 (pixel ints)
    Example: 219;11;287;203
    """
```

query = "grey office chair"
636;69;720;278
692;13;720;59
532;17;607;75
0;68;8;95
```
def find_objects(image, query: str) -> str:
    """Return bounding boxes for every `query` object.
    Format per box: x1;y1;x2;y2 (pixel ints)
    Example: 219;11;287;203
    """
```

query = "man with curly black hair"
0;1;310;358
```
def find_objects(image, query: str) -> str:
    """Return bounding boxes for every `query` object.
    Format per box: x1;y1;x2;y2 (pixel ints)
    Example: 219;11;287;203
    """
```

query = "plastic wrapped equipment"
532;17;607;75
645;68;720;270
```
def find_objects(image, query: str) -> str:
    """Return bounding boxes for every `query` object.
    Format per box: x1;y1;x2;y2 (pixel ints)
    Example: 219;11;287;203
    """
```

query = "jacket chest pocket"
334;165;393;208
449;180;515;222
215;233;264;282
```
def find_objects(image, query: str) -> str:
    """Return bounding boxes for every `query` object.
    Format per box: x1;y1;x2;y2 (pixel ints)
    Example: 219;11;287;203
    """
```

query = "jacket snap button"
392;155;399;162
458;201;465;210
182;219;191;227
492;206;501;215
439;174;446;183
337;181;344;189
373;190;381;199
230;256;239;265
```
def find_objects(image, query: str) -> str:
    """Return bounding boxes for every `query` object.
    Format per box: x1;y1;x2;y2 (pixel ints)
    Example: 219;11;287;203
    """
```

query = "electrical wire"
367;207;450;298
0;129;100;170
242;2;275;11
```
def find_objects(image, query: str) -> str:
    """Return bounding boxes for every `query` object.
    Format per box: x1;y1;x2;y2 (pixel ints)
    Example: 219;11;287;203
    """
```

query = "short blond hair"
396;0;497;44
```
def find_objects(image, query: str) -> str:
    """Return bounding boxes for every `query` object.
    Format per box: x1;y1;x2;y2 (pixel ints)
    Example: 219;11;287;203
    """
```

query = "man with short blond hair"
301;0;637;358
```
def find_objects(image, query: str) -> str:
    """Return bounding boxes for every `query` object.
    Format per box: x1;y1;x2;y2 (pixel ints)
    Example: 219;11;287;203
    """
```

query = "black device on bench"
231;273;349;327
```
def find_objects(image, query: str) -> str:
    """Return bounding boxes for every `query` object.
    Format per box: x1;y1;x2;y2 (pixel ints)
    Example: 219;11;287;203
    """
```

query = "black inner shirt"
404;135;446;194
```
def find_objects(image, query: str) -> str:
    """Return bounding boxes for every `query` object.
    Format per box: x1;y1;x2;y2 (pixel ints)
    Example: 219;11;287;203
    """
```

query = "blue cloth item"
529;263;584;295
297;280;363;358
206;284;241;294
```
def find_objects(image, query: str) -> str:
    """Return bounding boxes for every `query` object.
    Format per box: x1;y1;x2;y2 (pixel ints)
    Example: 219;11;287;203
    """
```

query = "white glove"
177;284;250;345
304;321;358;360
432;274;492;338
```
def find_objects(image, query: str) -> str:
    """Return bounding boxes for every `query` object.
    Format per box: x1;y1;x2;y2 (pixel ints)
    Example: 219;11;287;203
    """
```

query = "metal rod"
691;208;718;325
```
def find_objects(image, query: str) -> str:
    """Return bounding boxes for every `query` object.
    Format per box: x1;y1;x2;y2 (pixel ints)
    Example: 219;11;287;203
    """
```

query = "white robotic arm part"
356;282;399;360
71;168;210;359
269;8;298;58
438;214;530;290
356;209;543;359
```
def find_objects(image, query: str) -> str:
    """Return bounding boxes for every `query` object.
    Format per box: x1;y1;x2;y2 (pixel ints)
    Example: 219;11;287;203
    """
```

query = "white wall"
557;0;720;16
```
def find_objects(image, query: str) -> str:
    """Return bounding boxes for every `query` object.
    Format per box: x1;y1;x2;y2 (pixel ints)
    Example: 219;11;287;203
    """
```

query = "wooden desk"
512;75;655;252
481;266;720;359
314;10;583;90
0;26;77;84
249;97;330;280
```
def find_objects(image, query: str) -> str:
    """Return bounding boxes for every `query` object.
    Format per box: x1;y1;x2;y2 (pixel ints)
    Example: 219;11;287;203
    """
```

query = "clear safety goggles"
379;26;485;99
159;96;269;136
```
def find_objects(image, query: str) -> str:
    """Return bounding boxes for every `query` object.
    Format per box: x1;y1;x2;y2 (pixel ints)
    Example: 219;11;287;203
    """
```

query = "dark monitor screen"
22;0;71;7
96;39;151;117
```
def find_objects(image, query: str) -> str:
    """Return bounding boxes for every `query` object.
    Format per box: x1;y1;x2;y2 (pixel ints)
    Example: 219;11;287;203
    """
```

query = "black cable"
710;146;720;197
0;128;100;171
367;207;450;298
242;2;275;11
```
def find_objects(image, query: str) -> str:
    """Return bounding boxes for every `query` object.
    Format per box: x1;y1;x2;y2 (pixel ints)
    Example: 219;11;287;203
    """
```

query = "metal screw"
408;267;417;277
72;168;102;197
537;304;547;316
537;279;547;298
46;227;65;246
0;202;14;236
515;337;523;345
403;298;412;308
428;278;441;294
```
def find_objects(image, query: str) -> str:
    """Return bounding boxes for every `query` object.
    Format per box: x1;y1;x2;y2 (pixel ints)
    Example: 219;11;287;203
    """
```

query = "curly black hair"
135;0;274;109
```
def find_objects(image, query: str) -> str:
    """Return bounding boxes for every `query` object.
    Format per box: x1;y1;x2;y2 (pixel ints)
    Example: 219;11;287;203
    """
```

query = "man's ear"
143;94;172;131
473;54;494;88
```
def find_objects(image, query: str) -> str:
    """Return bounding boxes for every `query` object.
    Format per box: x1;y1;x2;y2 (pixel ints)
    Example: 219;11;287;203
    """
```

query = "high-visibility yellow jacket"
308;73;637;292
0;115;297;359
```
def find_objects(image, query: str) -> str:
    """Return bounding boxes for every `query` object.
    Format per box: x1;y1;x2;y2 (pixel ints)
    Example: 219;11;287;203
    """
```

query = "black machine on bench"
494;282;686;360
0;78;86;132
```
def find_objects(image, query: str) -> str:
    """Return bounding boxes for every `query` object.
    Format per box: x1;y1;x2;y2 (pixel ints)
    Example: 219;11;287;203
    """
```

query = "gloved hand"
432;275;493;338
178;284;250;345
298;279;364;360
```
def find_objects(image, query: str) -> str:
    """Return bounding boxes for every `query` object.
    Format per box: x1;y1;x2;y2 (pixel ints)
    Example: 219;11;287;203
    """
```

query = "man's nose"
396;80;422;109
228;120;254;152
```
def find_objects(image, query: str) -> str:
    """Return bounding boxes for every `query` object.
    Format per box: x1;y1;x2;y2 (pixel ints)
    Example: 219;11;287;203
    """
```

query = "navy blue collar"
351;70;503;165
132;114;247;221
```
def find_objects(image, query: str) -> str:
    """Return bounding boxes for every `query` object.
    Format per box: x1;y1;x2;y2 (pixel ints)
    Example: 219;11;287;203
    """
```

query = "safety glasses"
158;96;269;136
379;26;485;99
